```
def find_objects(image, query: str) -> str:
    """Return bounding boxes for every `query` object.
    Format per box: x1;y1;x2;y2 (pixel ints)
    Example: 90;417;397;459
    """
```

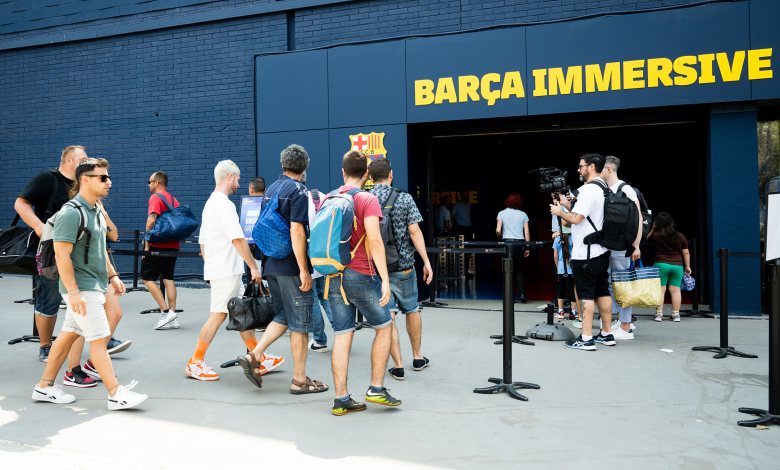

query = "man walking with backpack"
368;158;434;381
315;150;400;416
31;157;148;410
238;145;326;394
15;146;87;362
551;153;615;351
143;171;181;330
601;156;642;340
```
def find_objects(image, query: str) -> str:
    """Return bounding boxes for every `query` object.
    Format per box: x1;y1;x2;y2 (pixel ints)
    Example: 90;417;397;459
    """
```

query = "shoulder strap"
311;189;320;201
616;182;627;195
154;192;175;211
382;188;400;209
588;179;609;195
44;170;61;219
63;200;91;264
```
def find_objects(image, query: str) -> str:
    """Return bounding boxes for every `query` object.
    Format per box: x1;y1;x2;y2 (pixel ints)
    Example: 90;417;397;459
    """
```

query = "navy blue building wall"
0;0;729;276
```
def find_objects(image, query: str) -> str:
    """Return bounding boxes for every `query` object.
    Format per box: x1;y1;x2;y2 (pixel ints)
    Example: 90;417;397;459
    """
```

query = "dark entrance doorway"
408;107;708;302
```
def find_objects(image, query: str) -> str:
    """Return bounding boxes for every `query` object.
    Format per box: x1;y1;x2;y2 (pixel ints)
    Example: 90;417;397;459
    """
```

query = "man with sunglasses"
143;171;181;330
551;153;615;351
31;158;148;410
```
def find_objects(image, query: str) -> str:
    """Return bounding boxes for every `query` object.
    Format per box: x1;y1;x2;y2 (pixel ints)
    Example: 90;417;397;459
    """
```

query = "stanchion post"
132;229;140;291
720;247;729;348
692;248;758;359
738;261;780;426
502;255;513;383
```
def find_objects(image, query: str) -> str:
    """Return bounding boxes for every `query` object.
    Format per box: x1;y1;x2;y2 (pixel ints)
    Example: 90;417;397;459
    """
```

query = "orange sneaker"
185;359;219;381
258;353;285;375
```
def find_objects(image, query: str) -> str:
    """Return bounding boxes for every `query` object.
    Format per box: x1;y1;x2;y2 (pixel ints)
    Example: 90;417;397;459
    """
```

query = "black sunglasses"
85;174;111;182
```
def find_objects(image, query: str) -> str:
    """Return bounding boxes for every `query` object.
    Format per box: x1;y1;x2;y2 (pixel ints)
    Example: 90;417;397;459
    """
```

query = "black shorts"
141;248;178;281
570;251;611;301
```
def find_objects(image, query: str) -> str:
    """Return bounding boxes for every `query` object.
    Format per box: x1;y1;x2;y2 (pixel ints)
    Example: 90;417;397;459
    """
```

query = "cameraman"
550;153;614;351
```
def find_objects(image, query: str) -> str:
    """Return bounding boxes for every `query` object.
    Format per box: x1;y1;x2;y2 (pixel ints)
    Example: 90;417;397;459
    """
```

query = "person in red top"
143;171;180;330
327;150;401;417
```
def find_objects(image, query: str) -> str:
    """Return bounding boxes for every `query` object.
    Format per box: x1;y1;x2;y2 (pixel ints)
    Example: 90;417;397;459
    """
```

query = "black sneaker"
332;396;367;416
565;335;597;351
412;357;430;371
388;367;405;381
594;333;616;346
107;337;133;356
63;365;98;388
39;344;51;363
365;386;402;407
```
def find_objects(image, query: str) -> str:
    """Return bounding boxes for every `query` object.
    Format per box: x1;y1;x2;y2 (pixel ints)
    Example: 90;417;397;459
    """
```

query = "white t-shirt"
200;191;246;281
570;178;608;260
610;179;638;203
497;208;529;240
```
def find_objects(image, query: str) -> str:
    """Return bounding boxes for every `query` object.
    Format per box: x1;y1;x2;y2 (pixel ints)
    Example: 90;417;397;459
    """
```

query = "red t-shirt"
148;191;181;249
338;185;383;275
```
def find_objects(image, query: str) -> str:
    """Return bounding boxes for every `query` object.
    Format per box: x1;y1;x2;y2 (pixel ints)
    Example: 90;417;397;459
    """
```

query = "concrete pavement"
0;274;777;469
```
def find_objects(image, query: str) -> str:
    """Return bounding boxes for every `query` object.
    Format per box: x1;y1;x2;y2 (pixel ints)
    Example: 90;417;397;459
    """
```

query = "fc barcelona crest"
349;132;387;160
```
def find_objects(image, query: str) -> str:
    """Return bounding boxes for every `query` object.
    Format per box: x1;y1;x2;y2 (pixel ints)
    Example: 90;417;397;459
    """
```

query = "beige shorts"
210;274;243;313
60;291;111;342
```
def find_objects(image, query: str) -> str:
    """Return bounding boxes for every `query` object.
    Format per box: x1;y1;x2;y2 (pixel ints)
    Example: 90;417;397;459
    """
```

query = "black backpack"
379;188;402;272
584;180;639;254
632;186;652;241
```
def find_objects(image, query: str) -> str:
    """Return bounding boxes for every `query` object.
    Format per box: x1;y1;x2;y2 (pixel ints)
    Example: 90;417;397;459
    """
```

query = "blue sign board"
240;196;263;243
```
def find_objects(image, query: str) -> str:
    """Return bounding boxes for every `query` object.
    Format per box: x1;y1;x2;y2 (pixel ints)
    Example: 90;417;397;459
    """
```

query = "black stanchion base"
737;407;780;427
680;309;715;319
140;308;184;315
220;359;239;369
13;298;34;304
692;345;758;359
473;377;540;401
420;300;448;308
490;334;534;346
8;335;56;345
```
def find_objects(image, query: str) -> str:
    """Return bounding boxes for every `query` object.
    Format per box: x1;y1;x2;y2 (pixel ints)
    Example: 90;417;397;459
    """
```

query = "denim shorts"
328;268;392;335
34;274;62;318
389;267;420;314
267;274;313;333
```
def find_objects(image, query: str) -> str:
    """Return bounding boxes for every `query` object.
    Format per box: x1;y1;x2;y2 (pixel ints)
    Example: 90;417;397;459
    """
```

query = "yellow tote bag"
611;263;662;308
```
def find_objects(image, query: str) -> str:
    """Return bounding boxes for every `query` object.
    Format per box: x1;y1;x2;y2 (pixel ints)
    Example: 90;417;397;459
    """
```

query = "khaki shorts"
60;291;111;342
209;274;243;313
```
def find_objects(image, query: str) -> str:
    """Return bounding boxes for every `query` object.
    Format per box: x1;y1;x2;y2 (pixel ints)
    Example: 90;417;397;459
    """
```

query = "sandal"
237;352;263;389
290;376;329;395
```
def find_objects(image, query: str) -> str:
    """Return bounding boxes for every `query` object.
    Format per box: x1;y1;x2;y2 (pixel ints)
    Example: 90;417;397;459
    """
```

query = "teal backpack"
308;188;365;303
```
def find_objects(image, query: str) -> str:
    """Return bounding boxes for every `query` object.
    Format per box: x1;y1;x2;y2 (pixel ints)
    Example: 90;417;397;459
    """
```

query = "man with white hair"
184;160;264;381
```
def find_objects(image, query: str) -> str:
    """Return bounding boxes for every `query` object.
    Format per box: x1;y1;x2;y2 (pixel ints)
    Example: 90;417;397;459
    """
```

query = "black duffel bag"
226;282;276;331
0;215;39;275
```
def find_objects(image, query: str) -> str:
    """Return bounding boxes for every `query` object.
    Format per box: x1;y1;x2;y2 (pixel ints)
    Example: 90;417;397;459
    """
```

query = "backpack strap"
44;170;61;220
585;180;610;259
154;192;175;212
64;200;92;265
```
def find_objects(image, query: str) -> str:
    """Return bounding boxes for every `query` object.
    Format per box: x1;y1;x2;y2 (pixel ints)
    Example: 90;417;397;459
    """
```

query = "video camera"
529;167;570;194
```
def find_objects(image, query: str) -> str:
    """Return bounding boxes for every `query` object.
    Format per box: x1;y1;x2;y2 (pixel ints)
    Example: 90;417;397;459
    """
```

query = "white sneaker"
308;339;328;353
32;383;76;404
611;320;637;332
155;310;178;330
612;327;635;340
107;380;148;411
572;319;583;329
260;353;285;374
157;318;180;329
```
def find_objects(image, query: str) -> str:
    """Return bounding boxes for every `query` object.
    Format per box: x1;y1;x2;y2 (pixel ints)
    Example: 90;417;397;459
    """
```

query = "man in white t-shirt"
601;156;642;340
551;153;614;351
184;160;263;381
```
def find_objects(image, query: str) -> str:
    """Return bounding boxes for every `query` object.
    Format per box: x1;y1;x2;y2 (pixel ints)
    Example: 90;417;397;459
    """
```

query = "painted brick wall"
0;0;704;275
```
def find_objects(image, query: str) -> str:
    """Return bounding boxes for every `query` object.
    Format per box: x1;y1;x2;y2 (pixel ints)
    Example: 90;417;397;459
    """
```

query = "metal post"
738;262;780;426
502;256;513;384
720;247;729;348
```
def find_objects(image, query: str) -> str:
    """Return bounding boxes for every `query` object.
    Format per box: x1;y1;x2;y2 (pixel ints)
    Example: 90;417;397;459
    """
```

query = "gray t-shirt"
52;194;108;294
497;208;529;240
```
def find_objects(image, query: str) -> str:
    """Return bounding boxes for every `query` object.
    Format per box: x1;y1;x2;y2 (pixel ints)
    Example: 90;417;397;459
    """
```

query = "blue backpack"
308;188;365;303
252;195;292;259
145;193;199;242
